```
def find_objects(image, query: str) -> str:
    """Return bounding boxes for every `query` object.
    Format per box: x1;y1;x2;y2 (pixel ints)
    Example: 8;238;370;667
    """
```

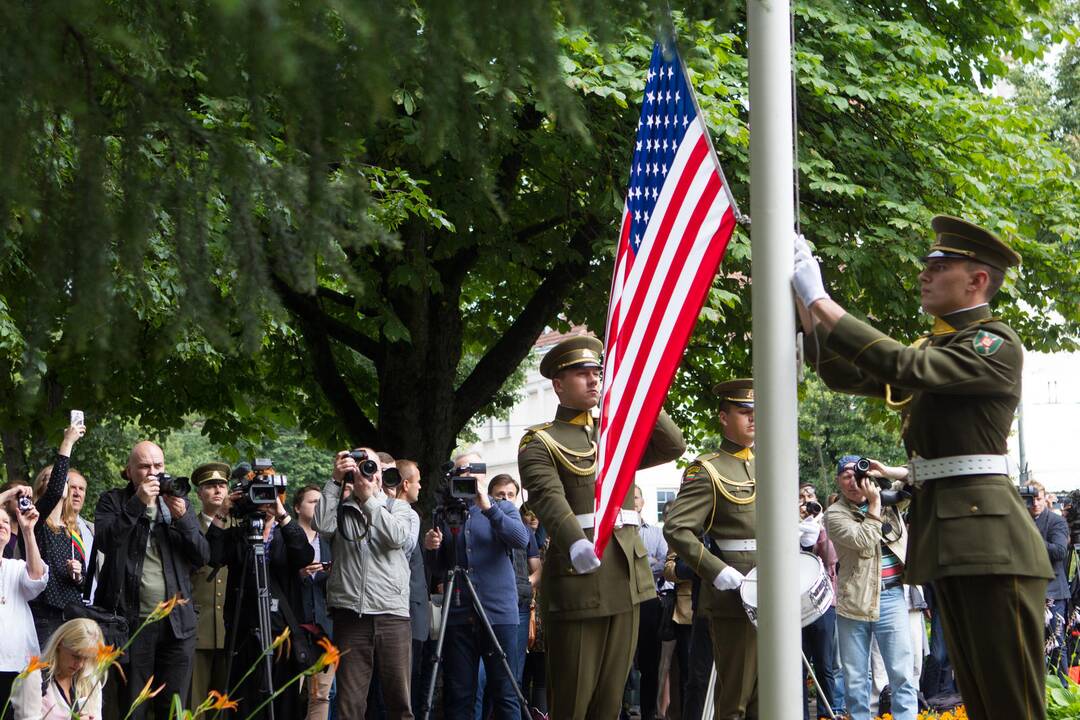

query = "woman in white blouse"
40;618;106;720
0;485;48;720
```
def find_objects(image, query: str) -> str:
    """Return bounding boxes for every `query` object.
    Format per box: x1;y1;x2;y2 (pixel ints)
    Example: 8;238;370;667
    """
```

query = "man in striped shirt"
824;456;918;720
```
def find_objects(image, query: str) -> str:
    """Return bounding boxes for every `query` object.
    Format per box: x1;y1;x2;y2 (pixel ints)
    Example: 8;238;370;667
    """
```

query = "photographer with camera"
317;447;414;719
422;462;529;720
93;441;209;719
207;461;314;717
1024;479;1070;682
825;455;917;720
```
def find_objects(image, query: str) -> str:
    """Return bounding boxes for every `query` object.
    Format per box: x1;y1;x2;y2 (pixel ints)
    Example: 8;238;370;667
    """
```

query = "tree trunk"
1;428;29;484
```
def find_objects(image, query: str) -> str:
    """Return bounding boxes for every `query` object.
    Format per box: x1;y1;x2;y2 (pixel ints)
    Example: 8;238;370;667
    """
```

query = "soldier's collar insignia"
931;317;958;336
973;329;1004;356
567;412;594;427
730;448;754;461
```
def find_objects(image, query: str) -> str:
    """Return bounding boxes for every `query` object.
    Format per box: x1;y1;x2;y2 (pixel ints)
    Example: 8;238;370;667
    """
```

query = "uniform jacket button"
970;505;978;513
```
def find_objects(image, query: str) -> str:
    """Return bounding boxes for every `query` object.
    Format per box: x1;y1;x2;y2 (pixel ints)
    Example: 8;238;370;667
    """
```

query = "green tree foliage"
1;1;1077;491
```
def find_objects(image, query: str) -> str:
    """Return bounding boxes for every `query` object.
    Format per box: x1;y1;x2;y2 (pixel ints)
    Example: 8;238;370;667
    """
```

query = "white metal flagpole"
748;0;802;716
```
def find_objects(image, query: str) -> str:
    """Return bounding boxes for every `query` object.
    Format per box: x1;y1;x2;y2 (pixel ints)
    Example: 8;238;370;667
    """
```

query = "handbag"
64;535;129;648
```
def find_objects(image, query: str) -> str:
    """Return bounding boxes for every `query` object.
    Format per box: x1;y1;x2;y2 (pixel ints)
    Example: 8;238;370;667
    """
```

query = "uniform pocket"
935;486;1012;565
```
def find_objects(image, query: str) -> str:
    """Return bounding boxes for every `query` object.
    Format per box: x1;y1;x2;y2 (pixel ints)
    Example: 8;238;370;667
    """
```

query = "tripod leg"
421;571;457;720
802;651;838;720
458;570;531;711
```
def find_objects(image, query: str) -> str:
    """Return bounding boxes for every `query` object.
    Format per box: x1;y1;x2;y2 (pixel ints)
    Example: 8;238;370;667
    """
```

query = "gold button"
970;505;978;513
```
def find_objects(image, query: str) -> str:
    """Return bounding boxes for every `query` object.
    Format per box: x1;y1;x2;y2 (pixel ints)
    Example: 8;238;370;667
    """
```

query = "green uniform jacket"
663;438;756;618
808;305;1051;584
192;513;228;650
518;406;686;621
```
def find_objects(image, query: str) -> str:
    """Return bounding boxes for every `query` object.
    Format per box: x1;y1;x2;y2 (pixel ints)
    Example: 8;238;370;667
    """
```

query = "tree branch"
270;275;380;446
451;214;603;430
275;279;380;360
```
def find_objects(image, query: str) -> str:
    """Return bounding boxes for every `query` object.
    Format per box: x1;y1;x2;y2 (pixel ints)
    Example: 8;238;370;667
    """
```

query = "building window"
656;489;677;523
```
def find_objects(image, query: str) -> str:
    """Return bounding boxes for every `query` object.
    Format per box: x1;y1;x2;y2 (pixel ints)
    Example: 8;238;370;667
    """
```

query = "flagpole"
748;0;802;717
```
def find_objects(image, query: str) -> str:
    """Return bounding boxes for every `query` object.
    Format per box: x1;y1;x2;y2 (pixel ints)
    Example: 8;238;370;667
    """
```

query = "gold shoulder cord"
885;335;930;410
700;461;755;507
532;429;597;476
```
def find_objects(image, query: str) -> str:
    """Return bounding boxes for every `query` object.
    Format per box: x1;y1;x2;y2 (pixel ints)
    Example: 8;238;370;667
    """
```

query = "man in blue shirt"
424;465;530;720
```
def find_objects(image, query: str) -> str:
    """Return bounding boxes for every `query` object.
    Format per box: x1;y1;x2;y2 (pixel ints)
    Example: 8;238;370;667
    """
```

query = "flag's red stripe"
595;205;736;547
596;171;721;507
599;147;715;472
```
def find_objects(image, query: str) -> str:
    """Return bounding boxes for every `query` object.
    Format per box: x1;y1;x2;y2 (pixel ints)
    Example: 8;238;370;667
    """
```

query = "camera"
1018;484;1039;509
852;457;910;507
446;462;486;500
382;466;403;489
347;450;379;480
16;496;33;514
803;500;822;516
230;459;288;518
156;473;192;498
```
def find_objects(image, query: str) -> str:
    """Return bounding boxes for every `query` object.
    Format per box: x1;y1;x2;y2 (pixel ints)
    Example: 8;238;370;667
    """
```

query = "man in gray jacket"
316;447;415;719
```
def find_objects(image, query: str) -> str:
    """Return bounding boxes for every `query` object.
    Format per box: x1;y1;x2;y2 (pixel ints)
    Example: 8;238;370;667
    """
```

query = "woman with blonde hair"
28;423;86;648
40;618;106;720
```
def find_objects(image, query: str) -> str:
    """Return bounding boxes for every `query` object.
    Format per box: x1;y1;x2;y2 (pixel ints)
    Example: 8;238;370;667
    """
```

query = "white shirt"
0;557;49;671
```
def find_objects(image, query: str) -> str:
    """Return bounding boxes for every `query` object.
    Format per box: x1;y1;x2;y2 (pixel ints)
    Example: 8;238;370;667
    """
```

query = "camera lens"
17;496;33;513
855;458;871;474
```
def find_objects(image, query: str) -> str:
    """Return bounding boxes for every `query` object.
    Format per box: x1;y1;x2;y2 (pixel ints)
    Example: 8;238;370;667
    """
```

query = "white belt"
909;454;1012;487
576;509;641;529
714;538;756;552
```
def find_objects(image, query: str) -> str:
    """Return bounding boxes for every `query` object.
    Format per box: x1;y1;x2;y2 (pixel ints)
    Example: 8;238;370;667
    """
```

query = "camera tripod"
222;516;277;720
420;526;540;720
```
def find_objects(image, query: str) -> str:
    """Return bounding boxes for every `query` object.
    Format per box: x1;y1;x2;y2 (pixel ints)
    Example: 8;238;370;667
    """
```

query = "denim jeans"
837;586;918;720
445;621;519;720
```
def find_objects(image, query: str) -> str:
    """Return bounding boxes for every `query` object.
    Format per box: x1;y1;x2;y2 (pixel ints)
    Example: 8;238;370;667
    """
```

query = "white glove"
792;233;829;307
569;539;601;574
798;517;821;547
712;565;745;591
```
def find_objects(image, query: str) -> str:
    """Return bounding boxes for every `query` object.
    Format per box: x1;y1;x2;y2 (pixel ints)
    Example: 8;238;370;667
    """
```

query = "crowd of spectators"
1;420;1071;720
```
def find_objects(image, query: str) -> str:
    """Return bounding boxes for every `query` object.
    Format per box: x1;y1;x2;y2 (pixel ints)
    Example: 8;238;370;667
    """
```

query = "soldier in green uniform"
792;216;1053;720
517;335;686;720
189;462;232;705
663;379;759;720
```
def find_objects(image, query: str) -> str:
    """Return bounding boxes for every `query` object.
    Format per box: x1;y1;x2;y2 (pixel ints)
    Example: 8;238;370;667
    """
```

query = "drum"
739;551;833;628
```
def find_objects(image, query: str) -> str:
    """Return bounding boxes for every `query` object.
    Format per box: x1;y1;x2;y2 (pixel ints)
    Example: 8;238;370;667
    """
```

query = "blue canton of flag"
626;44;696;253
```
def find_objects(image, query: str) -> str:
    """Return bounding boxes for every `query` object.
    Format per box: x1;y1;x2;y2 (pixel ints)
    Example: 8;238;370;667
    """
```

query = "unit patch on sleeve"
973;329;1005;356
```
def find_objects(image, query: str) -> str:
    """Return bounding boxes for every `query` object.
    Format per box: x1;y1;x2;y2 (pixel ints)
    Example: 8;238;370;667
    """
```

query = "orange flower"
16;656;49;679
127;675;165;715
94;642;126;682
311;637;342;673
147;593;190;622
205;689;239;711
272;626;292;663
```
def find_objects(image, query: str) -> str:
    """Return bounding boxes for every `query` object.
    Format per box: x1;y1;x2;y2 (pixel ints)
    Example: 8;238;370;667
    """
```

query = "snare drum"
739;551;833;628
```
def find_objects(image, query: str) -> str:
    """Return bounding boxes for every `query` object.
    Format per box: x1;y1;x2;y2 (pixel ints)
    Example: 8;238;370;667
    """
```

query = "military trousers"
934;574;1048;720
544;606;640;719
707;614;758;720
190;647;227;706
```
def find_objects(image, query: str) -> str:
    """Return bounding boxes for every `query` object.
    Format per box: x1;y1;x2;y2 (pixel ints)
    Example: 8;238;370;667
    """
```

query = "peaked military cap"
923;215;1021;272
539;335;603;379
193;462;231;486
713;378;754;407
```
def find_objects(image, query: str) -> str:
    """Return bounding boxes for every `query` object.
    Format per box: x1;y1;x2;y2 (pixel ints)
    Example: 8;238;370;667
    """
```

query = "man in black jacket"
1027;479;1071;681
207;478;314;718
93;441;209;719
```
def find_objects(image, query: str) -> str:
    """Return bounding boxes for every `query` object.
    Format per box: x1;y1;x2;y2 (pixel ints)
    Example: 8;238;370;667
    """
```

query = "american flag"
594;41;738;558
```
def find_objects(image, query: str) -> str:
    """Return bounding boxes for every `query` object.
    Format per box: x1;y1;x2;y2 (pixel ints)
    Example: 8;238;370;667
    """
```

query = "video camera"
1018;484;1039;509
433;461;488;531
852;457;910;507
155;472;192;499
229;458;288;519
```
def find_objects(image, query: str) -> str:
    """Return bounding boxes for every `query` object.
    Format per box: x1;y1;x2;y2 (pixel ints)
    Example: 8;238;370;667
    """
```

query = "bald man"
94;441;209;719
